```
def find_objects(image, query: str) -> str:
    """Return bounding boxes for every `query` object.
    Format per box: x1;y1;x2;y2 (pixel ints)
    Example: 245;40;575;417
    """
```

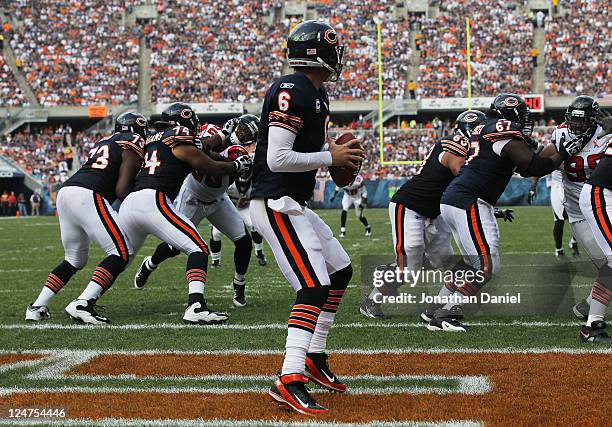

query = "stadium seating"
545;1;610;97
9;1;139;106
0;54;24;106
418;0;533;98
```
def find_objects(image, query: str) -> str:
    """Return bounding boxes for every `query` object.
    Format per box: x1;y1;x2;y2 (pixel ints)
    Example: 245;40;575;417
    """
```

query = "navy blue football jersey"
132;125;196;201
251;72;329;204
392;134;469;218
64;132;144;202
589;140;612;191
441;118;525;209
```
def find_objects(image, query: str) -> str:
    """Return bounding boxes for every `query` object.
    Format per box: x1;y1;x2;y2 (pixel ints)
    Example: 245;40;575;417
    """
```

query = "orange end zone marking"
0;354;44;365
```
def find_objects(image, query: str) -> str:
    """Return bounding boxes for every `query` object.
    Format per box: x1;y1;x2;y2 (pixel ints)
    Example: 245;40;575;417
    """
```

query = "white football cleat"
183;301;229;324
65;299;110;324
25;304;50;321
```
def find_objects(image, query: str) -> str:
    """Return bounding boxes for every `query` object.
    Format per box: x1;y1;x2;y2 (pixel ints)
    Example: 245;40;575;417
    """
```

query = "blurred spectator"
0;191;8;216
17;192;27;216
0;55;25;106
531;47;539;67
30;191;41;216
8;191;16;216
408;80;416;99
545;1;610;97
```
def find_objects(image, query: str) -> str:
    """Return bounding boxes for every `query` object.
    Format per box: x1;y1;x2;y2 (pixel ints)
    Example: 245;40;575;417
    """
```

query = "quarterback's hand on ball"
220;118;240;142
329;138;364;171
559;133;584;160
233;155;253;177
494;208;514;222
594;109;612;136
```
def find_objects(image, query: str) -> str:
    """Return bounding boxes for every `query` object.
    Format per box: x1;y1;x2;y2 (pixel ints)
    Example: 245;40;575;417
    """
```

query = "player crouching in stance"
360;110;486;319
26;112;147;324
133;117;258;309
210;173;268;270
578;108;612;342
119;103;252;324
330;174;371;237
250;21;364;414
429;93;585;332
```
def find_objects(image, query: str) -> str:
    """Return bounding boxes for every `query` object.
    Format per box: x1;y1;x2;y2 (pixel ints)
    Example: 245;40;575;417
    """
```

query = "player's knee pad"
233;234;252;275
329;264;352;291
295;286;329;309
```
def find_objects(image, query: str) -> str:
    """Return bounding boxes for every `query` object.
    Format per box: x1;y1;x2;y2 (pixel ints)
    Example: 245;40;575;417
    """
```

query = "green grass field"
0;206;597;350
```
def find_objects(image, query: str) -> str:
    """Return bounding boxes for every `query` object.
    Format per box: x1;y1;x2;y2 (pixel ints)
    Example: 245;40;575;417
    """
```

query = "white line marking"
0;418;482;427
0;320;585;331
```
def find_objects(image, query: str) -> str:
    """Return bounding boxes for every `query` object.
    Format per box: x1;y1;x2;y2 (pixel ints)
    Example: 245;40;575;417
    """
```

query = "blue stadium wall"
313;177;551;209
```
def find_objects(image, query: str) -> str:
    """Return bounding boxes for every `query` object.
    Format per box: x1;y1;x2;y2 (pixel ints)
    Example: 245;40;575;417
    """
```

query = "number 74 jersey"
552;124;610;222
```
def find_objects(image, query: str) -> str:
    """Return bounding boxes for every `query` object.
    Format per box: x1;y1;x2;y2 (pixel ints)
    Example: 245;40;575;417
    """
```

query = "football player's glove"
220;118;240;142
559;133;585;160
230;114;260;146
233;155;253;178
594;109;612;136
494;208;514;222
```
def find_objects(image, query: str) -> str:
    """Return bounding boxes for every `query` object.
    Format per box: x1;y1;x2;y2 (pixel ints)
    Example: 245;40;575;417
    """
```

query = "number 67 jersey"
552;124;610;223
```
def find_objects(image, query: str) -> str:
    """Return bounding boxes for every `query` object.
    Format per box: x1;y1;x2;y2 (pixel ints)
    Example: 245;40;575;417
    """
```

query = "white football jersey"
552;124;610;222
341;175;366;198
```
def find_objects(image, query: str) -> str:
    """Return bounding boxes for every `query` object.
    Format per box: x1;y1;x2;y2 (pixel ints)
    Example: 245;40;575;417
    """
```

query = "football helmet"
161;102;200;133
565;95;599;138
287;20;345;82
454;110;486;138
489;93;534;137
115;112;148;139
231;114;260;146
235;174;251;194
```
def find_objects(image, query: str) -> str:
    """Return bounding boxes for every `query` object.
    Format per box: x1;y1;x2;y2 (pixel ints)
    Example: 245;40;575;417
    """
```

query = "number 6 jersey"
63;132;144;203
552;123;609;223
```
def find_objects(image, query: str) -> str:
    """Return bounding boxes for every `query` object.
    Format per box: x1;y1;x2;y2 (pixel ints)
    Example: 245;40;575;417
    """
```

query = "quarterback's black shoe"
427;306;467;332
256;251;267;266
359;297;385;319
268;374;328;415
134;256;155;289
305;352;347;393
572;299;590;321
232;282;247;308
65;299;110;324
580;321;612;343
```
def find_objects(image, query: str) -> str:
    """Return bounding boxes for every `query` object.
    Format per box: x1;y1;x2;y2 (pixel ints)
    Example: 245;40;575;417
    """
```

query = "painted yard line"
0;320;585;331
0;385;485;396
0;418;482;427
1;348;610;356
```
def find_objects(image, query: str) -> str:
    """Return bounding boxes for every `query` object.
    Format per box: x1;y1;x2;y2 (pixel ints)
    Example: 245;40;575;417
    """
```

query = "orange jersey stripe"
470;205;489;275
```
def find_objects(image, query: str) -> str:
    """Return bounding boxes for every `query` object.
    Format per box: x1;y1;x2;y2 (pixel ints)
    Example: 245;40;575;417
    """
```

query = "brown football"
329;131;361;187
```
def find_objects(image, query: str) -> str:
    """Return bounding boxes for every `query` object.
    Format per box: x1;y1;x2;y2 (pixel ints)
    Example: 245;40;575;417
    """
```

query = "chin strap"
316;57;338;82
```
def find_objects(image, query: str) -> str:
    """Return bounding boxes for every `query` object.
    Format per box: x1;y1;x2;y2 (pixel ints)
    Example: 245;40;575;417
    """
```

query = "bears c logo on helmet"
323;29;338;45
181;109;193;119
503;97;520;107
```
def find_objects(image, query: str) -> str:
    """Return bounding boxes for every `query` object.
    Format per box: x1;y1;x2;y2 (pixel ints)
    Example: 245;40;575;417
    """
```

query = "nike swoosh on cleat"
322;370;336;383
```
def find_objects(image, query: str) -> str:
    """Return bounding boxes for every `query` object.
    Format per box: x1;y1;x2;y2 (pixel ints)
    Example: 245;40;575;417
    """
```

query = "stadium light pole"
466;17;472;110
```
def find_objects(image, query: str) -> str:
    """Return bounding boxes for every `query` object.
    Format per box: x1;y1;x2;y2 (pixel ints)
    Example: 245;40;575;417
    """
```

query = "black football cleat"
305;352;347;393
65;299;110;324
211;259;221;269
232;282;247;308
580;321;612;343
427;306;467;332
572;299;589;321
268;374;328;415
570;241;580;257
420;302;444;323
359;297;385;319
134;256;155;289
256;251;267;266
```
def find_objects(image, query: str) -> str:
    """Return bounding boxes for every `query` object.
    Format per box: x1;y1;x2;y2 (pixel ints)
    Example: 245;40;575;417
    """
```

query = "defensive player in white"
528;170;579;258
133;116;259;308
210;174;267;269
540;96;611;320
330;174;370;237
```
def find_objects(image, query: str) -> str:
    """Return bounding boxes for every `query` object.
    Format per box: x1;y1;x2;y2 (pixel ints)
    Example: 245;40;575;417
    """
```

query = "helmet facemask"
317;44;345;82
565;109;594;138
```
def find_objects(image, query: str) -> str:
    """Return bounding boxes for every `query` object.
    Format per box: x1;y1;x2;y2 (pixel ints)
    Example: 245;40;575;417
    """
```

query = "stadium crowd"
545;0;610;97
418;0;533;98
8;1;139;106
0;55;24;106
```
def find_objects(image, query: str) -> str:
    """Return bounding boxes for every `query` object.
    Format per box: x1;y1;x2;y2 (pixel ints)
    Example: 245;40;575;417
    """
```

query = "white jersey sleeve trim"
267;126;333;173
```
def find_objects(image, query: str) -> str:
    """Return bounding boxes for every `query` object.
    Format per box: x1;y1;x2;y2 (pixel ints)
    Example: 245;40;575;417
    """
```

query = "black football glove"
233;155;253;178
494;208;514;222
559;133;585;160
220;118;240;142
594;109;612;136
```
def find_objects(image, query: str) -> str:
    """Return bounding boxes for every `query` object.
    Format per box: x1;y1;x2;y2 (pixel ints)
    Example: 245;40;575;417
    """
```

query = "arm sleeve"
267;126;332;173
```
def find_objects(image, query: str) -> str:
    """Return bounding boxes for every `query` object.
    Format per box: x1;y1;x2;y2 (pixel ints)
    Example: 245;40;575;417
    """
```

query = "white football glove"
220;118;240;142
233;155;253;177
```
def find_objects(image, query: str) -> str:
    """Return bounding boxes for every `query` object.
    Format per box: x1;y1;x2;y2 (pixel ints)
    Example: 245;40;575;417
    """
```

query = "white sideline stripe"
1;348;610;356
0;418;482;427
0;320;584;331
